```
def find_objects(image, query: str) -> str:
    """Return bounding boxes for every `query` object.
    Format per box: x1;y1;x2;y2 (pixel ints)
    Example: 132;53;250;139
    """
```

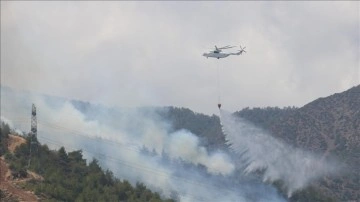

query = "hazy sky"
1;1;359;115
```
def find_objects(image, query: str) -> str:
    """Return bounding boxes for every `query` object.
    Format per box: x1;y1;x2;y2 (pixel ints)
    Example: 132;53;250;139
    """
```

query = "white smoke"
220;109;339;197
165;129;235;175
1;115;26;135
0;86;286;202
1;116;14;128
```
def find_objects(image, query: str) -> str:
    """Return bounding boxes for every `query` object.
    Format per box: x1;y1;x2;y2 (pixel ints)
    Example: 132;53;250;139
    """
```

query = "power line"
7;117;237;181
9;117;238;184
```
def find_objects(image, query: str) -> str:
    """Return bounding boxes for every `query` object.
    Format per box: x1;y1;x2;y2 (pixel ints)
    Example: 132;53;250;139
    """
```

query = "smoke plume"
1;86;287;201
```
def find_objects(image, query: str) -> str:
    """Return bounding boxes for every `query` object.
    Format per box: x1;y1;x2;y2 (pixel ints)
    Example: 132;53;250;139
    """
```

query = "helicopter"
203;45;246;59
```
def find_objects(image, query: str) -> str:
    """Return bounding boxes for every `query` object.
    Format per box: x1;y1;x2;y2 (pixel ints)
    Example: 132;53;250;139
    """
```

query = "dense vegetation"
0;122;10;156
0;122;174;202
156;107;226;150
233;106;298;131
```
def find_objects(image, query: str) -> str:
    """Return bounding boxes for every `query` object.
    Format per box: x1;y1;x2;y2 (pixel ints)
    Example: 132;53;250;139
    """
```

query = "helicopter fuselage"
202;52;230;59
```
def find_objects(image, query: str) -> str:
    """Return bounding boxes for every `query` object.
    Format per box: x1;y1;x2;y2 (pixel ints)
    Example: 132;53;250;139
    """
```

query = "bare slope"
0;135;39;202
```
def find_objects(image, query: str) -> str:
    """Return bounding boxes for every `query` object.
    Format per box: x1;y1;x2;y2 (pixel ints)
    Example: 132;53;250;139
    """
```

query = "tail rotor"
239;45;246;54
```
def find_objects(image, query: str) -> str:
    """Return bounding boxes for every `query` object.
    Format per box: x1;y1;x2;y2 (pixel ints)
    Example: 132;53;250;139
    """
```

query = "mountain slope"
2;85;358;201
235;85;360;201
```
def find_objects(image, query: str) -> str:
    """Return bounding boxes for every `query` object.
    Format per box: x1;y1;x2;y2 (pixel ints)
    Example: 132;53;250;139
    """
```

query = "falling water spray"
219;109;339;197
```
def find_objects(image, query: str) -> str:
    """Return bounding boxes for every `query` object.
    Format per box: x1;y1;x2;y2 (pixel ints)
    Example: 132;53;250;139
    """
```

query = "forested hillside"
1;85;358;201
0;122;174;202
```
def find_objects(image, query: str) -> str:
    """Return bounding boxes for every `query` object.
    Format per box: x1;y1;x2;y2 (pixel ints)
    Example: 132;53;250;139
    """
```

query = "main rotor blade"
219;46;235;49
